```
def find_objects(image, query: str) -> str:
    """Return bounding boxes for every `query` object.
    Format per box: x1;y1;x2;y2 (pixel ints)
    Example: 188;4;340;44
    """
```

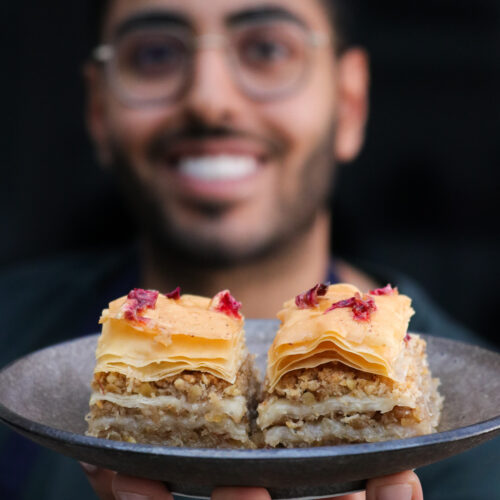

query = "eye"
119;34;188;78
235;24;305;74
243;39;291;64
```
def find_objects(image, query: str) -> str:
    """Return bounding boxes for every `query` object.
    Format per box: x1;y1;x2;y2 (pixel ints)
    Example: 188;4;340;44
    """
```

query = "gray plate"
0;319;499;499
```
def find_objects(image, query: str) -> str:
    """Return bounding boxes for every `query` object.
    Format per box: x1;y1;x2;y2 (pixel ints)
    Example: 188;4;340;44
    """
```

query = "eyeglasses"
93;21;330;106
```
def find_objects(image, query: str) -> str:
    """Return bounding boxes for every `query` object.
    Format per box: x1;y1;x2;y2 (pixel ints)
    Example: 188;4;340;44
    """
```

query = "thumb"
80;463;116;500
112;473;174;500
366;471;423;500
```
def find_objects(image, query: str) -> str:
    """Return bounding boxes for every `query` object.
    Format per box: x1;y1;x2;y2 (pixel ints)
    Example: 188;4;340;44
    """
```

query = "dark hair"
88;0;359;53
322;0;361;53
88;0;110;50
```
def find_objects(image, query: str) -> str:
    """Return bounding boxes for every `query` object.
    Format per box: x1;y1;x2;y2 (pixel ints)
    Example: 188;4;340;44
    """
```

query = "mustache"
147;121;285;160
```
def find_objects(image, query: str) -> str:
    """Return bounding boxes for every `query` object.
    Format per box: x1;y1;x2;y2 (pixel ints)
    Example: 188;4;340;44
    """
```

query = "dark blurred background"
2;1;499;345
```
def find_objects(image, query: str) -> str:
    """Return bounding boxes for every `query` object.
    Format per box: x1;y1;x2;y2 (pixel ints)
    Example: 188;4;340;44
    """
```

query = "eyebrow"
114;11;191;40
227;6;308;28
112;5;308;41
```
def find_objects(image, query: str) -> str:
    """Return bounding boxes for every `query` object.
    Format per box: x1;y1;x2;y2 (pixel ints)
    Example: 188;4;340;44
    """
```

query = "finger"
329;492;366;500
366;470;423;500
211;487;272;500
80;463;116;500
112;473;174;500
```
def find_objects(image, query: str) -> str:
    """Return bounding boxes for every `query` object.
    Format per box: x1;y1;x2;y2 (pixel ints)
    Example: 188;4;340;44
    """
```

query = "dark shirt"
0;247;498;500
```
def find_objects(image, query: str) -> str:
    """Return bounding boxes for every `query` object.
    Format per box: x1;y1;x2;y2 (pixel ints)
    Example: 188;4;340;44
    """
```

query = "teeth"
178;155;258;181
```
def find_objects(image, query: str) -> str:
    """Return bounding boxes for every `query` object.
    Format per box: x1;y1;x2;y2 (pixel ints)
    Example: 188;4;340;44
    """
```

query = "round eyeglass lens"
231;22;310;99
113;30;190;104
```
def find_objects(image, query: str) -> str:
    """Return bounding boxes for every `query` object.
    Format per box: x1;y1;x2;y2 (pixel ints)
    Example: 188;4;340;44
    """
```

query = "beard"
108;122;337;270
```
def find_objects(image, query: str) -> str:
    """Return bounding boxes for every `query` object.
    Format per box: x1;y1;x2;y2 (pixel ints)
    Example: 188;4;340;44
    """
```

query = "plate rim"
0;330;499;461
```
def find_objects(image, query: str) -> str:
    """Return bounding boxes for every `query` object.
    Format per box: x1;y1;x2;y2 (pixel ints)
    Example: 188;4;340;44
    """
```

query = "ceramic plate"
0;320;499;499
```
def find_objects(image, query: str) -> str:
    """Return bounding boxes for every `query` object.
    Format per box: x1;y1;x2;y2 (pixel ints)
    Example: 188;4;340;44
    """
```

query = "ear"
83;62;113;167
333;48;370;162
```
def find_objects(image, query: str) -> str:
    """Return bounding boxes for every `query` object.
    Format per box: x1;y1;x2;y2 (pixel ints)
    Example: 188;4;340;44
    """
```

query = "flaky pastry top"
267;283;414;390
95;290;245;384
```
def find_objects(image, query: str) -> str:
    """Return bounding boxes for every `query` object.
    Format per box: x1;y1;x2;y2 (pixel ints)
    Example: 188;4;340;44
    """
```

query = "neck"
141;212;331;318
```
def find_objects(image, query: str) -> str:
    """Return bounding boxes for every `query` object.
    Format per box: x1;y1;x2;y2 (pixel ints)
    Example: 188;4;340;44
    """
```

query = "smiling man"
0;0;498;499
84;0;375;319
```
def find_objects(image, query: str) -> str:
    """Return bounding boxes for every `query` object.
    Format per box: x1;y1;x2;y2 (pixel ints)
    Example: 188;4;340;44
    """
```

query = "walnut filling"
89;413;255;448
87;401;254;448
263;383;443;448
268;336;427;402
87;355;260;448
92;355;257;402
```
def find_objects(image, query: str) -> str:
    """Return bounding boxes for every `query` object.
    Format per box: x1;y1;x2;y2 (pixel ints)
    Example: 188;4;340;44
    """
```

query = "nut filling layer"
86;355;260;448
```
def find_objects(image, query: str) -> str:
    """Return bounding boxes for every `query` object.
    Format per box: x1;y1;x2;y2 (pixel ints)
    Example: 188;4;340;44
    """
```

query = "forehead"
104;0;332;36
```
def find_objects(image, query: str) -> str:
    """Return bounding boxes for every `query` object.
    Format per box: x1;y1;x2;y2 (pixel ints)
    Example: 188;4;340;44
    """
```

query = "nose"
183;36;243;125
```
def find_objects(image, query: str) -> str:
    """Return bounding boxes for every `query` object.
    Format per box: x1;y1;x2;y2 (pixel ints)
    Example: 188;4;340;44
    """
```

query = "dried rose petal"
123;288;159;323
165;287;181;300
211;290;242;319
324;293;377;321
295;283;329;309
369;284;397;296
404;333;412;343
351;295;377;321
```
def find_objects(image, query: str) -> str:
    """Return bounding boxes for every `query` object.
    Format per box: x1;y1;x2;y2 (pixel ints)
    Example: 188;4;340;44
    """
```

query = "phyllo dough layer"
86;288;259;448
257;284;443;447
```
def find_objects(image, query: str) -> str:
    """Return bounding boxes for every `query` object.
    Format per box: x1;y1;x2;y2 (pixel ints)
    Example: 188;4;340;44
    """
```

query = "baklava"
86;288;259;448
257;283;443;447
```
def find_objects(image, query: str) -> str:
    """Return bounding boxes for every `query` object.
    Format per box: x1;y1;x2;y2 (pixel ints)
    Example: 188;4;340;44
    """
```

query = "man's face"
87;0;368;265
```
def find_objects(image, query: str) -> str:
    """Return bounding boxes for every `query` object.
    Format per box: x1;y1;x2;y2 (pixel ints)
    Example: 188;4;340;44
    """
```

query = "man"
84;0;374;314
0;0;497;499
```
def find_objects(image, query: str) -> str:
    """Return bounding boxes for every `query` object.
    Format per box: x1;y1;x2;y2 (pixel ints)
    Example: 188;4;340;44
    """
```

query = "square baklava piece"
257;283;443;447
86;288;259;448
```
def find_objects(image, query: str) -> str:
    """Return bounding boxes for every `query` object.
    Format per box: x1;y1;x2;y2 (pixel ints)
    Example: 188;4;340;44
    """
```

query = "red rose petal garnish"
165;287;181;300
123;288;159;323
295;283;329;309
324;293;377;321
404;333;412;344
369;284;397;296
211;290;242;319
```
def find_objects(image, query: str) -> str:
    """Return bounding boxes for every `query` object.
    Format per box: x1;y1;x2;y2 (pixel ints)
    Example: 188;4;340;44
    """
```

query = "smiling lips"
178;155;258;182
159;138;272;202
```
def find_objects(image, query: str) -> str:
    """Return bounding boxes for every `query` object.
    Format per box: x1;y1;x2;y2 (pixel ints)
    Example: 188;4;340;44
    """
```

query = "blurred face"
87;0;368;265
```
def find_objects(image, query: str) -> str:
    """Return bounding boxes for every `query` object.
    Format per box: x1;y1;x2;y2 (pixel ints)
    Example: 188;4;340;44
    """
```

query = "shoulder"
0;246;138;367
344;259;492;348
